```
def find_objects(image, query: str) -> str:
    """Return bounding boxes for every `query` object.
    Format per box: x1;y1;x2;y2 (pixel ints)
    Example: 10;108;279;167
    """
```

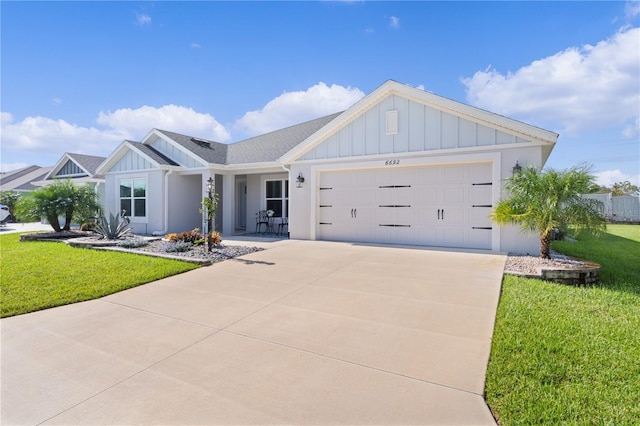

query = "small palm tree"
492;165;606;259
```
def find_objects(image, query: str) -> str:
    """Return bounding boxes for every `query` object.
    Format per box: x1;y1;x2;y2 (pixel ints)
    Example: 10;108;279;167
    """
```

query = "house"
96;80;558;254
0;165;53;194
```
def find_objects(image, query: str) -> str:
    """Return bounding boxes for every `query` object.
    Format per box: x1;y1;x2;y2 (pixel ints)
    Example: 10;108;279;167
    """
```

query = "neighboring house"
96;80;558;254
0;165;53;193
33;152;107;201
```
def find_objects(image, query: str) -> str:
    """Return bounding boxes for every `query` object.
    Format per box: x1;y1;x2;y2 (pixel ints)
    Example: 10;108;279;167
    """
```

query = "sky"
1;1;639;187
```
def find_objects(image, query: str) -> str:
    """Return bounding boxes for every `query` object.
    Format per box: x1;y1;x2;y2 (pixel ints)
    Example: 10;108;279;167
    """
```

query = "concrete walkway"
1;240;506;425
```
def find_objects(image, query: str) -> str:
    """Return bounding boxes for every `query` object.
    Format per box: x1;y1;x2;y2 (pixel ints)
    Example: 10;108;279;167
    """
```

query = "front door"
236;180;247;229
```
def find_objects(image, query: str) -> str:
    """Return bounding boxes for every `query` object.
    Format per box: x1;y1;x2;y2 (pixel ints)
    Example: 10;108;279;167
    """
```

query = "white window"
119;179;147;218
265;179;289;218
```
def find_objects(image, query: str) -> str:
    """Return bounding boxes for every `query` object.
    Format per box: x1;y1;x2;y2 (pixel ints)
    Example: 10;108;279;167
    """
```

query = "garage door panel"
318;163;493;250
469;228;492;248
442;187;466;205
470;185;492;205
376;225;414;245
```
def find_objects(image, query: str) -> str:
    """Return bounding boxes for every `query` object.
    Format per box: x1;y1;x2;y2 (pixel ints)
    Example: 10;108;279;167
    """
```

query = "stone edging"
505;261;601;286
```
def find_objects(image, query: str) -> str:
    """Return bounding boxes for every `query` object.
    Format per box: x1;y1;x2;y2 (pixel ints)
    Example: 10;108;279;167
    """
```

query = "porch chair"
277;217;288;236
255;210;269;233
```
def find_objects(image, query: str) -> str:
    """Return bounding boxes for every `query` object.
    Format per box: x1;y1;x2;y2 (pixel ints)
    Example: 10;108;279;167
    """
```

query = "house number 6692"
385;159;400;166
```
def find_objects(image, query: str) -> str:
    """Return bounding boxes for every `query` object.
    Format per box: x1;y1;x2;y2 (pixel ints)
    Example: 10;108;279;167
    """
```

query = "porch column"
221;174;235;235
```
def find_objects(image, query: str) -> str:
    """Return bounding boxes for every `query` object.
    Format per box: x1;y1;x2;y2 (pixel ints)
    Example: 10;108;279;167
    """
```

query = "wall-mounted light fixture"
296;172;305;188
512;161;522;175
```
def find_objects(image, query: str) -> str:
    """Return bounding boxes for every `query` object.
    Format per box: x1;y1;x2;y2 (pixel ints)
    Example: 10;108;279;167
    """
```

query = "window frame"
264;178;289;218
118;177;148;222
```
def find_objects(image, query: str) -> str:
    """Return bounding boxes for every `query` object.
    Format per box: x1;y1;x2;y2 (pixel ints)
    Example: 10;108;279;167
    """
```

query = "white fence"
582;193;640;222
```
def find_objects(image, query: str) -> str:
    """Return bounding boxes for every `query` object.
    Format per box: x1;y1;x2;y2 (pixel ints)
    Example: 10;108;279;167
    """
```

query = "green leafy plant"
200;192;219;251
0;191;21;221
492;164;606;258
94;211;132;240
15;180;101;232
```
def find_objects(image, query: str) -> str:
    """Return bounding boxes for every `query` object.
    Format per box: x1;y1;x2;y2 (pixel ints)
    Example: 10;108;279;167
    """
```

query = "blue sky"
2;1;638;187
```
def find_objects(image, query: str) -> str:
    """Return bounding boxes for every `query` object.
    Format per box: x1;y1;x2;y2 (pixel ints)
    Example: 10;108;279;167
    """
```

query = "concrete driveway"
1;240;506;425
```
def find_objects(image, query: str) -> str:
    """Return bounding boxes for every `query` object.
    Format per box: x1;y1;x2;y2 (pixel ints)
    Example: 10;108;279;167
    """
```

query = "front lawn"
0;233;199;317
486;225;640;425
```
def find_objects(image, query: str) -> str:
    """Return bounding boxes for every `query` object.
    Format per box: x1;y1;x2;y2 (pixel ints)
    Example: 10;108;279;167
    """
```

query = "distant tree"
0;191;21;221
492;165;606;259
587;183;610;194
16;180;101;232
611;181;639;196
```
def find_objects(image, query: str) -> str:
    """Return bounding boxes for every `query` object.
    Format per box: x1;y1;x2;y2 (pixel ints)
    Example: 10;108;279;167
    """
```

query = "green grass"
0;233;199;317
486;225;640;425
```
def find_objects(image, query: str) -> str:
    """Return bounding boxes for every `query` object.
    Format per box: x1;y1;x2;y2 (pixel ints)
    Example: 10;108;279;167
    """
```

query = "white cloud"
389;16;400;28
462;26;640;136
1;105;230;163
595;169;640;187
136;13;151;26
0;162;29;173
190;43;201;49
234;82;365;136
626;1;640;19
52;97;62;105
1;114;127;158
97;105;230;142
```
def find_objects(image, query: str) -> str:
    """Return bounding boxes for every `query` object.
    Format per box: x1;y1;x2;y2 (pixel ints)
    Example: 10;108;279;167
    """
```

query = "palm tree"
492;165;606;259
17;180;101;232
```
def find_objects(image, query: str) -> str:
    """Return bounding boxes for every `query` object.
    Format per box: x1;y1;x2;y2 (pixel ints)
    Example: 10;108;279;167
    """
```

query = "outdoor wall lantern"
512;161;523;175
296;172;305;188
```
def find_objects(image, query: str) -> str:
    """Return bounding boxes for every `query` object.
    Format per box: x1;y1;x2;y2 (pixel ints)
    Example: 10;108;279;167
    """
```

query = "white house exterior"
96;80;558;254
35;152;106;201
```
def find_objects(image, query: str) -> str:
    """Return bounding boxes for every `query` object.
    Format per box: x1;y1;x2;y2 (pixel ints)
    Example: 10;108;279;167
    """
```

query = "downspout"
152;169;174;235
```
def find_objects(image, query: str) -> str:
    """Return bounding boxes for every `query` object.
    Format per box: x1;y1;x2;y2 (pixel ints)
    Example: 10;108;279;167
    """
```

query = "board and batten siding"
150;136;207;168
109;150;155;172
301;94;532;161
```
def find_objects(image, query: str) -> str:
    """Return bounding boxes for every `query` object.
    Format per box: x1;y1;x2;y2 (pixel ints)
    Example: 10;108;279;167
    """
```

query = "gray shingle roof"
14;170;51;191
0;165;42;185
66;153;106;175
155;130;228;165
142;112;341;167
226;112;342;164
127;141;180;166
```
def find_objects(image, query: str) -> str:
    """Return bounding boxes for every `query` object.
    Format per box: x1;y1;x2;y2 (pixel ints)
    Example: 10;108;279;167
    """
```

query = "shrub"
94;211;132;240
166;228;202;244
163;241;192;253
117;238;149;249
80;222;97;232
208;231;222;246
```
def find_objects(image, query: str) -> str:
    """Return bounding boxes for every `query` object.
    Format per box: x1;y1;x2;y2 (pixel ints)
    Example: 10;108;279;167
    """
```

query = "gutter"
152;169;174;236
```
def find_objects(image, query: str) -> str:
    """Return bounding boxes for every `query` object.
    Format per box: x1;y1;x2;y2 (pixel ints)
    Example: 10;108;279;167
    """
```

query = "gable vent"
386;110;398;135
191;137;212;148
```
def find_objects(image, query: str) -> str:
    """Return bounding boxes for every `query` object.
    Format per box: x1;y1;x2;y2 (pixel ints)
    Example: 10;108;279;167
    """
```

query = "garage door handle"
437;209;441;220
354;209;357;219
442;209;444;220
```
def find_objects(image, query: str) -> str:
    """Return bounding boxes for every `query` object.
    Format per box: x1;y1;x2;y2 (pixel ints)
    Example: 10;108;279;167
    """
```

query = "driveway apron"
1;240;506;425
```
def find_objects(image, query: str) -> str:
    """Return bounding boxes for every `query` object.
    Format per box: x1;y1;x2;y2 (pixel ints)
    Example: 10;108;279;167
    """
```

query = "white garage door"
317;163;493;249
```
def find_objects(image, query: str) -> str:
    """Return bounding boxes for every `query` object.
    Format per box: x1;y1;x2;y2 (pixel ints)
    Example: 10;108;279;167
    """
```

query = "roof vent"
191;137;212;148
